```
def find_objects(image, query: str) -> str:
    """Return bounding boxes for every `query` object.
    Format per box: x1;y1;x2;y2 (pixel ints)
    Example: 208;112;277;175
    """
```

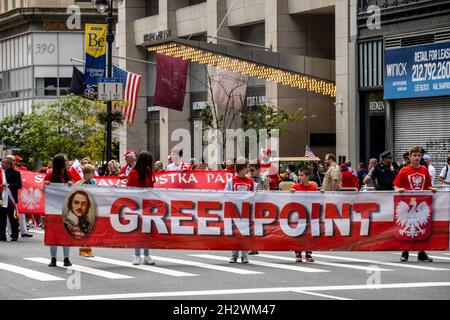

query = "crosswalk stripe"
292;290;353;300
85;256;198;277
25;258;134;279
191;254;329;273
312;253;450;271
0;262;64;282
392;253;450;261
149;255;263;275
255;254;394;272
28;230;44;235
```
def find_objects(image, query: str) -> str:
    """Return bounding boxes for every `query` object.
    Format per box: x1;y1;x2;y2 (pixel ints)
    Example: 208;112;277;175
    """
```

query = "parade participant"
247;162;269;255
340;164;360;190
400;152;411;169
285;165;298;183
394;146;436;263
154;161;164;173
309;162;322;188
223;159;235;172
225;158;256;264
74;164;96;257
322;154;342;191
0;156;22;242
44;154;73;267
166;149;188;171
362;158;378;188
0;164;7;241
119;151;137;179
13;155;28;171
259;148;280;190
290;167;318;262
126;151;156;266
423;154;435;186
438;155;450;191
369;151;399;191
188;158;200;171
106;160;121;176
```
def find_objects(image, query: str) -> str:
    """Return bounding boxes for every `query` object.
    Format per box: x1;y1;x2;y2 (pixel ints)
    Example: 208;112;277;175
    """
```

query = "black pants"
0;206;19;240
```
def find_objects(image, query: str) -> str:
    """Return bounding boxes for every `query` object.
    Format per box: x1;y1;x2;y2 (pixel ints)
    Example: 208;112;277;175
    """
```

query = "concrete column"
335;0;358;164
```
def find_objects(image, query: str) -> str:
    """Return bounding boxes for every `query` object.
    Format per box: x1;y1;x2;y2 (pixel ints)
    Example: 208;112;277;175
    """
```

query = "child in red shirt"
291;167;318;262
225;158;256;264
394;146;436;263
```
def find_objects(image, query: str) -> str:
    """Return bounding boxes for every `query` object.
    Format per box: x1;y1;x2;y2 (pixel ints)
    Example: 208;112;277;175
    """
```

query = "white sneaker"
143;256;156;265
132;256;141;265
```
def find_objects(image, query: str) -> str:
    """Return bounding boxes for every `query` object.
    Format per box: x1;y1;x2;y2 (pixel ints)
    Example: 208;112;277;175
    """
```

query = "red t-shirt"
291;182;318;191
126;169;154;188
394;165;432;191
226;176;256;191
44;171;73;183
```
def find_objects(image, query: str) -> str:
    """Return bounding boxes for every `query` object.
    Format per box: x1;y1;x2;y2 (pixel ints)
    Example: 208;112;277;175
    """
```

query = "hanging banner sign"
83;24;107;99
44;184;450;251
18;171;234;215
384;41;450;99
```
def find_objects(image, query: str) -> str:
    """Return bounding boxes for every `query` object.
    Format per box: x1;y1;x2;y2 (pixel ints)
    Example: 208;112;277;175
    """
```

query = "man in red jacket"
340;163;360;190
394;146;436;263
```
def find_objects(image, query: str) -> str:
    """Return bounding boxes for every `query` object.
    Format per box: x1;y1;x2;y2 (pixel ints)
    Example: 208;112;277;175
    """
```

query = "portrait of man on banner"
62;189;97;239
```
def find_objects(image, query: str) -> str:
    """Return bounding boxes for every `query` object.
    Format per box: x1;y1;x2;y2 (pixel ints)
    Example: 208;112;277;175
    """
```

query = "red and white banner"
44;184;450;251
19;171;234;215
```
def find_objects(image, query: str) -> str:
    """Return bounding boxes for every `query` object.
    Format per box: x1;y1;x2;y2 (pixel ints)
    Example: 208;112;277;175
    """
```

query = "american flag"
113;65;142;124
305;144;316;159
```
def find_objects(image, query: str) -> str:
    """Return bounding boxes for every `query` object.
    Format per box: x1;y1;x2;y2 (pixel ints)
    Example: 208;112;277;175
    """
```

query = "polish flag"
69;159;84;182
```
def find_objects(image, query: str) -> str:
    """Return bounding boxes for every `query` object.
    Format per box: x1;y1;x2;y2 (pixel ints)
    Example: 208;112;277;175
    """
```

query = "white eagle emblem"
21;188;42;210
395;197;430;238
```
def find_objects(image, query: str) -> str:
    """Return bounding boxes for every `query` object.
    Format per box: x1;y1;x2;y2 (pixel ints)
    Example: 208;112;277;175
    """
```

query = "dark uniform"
0;166;22;241
370;151;400;191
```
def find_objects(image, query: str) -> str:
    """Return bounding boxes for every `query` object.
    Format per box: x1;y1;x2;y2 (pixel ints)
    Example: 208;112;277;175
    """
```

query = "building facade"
357;0;450;176
0;0;115;156
118;0;347;165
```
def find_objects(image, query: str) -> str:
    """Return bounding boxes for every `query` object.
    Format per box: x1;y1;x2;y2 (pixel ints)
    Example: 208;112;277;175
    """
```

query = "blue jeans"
134;248;149;257
231;250;248;259
50;246;70;258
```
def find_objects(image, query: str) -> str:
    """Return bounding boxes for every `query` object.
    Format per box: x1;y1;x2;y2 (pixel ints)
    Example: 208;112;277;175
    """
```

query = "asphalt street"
0;228;449;301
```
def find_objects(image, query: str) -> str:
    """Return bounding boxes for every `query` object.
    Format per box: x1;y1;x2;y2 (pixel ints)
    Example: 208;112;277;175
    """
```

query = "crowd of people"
1;145;449;267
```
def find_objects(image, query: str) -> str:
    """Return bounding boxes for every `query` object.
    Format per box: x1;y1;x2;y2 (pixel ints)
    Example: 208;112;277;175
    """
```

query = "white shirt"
428;164;436;186
166;162;188;172
439;165;450;190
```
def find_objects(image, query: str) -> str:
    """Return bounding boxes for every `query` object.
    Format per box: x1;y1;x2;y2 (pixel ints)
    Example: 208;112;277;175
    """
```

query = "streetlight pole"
105;0;114;163
92;0;114;163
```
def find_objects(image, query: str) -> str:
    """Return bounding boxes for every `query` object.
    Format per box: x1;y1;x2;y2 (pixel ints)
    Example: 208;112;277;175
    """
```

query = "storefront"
384;34;450;173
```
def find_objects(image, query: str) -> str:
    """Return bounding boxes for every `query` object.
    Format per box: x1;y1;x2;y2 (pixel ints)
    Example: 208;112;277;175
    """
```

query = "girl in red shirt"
290;167;317;262
126;151;156;265
44;154;73;267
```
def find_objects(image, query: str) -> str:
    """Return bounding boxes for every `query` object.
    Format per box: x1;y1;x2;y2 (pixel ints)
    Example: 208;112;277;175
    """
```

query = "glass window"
59;78;72;96
35;77;57;96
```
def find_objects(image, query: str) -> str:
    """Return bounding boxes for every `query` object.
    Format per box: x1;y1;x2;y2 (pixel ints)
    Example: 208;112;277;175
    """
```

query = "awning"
144;37;336;97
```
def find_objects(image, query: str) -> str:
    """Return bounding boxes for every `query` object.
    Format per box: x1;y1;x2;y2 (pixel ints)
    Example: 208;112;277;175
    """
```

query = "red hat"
340;163;347;169
15;156;23;162
123;151;137;159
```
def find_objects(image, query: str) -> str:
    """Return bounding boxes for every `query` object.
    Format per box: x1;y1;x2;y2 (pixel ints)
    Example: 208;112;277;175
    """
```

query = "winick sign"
384;42;450;99
44;185;450;251
83;24;107;97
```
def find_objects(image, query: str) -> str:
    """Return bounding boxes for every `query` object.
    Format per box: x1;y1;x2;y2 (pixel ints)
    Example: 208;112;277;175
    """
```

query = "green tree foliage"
0;95;113;169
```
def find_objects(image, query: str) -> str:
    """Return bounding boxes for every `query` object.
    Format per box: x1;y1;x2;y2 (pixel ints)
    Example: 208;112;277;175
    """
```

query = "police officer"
369;151;399;191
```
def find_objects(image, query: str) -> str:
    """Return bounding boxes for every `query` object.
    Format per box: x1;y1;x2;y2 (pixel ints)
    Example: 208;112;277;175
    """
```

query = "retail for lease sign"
384;42;450;99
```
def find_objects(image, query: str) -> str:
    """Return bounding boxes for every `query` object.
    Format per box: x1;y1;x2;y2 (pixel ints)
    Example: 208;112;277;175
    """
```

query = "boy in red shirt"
291;167;317;262
394;146;437;263
225;158;256;264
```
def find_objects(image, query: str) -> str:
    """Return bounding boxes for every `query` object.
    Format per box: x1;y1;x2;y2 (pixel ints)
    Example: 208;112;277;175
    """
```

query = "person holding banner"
166;149;188;172
394;146;437;263
291;167;317;263
226;158;256;264
119;151;137;179
0;156;22;242
44;154;73;267
126;151;156;266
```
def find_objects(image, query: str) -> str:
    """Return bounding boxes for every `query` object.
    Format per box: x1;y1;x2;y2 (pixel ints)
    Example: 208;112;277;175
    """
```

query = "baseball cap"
423;154;431;161
15;155;23;162
123;151;137;159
